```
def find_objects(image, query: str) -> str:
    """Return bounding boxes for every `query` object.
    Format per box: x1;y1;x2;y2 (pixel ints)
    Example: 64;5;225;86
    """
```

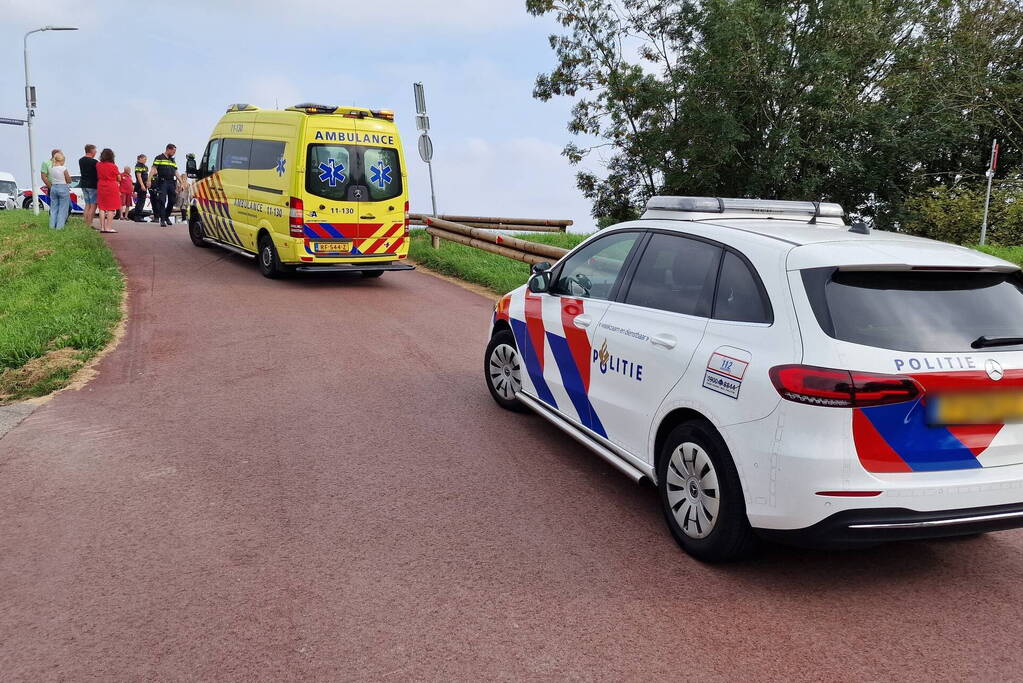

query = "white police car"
485;196;1023;561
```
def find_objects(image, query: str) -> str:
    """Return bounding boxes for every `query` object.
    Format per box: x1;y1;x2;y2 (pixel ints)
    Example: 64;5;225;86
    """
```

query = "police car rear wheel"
658;421;757;562
188;215;208;247
485;330;526;412
258;235;289;279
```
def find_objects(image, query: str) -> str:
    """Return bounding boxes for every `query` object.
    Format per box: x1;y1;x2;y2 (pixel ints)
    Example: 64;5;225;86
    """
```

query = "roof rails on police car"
645;196;845;221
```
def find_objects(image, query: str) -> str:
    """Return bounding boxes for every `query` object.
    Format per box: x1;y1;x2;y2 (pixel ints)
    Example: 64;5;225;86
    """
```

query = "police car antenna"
808;199;822;225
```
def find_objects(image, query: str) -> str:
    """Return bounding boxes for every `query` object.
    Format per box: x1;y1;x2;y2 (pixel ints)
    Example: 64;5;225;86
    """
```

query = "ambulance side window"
221;138;251;170
201;139;221;175
249;140;285;170
550;232;640;301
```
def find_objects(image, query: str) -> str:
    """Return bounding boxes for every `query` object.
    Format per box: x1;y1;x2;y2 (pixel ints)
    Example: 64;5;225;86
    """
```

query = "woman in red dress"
96;148;120;233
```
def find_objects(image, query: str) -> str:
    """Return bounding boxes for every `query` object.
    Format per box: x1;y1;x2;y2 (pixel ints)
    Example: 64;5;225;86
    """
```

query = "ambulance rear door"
301;123;363;259
351;116;406;258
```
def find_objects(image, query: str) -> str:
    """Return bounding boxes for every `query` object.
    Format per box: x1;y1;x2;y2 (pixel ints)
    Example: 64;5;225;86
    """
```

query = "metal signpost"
24;26;78;215
414;82;440;247
0;117;26;127
980;139;998;246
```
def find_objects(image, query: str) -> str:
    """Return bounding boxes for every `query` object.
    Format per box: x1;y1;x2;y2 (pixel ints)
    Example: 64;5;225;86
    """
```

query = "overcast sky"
0;0;600;231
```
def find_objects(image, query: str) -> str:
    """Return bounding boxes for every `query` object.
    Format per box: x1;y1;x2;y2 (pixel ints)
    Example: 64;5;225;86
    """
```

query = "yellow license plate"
313;241;352;254
932;391;1023;425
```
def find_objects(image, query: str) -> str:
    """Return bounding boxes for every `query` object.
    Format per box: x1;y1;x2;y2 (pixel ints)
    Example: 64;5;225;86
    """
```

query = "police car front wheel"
485;330;527;412
657;421;757;562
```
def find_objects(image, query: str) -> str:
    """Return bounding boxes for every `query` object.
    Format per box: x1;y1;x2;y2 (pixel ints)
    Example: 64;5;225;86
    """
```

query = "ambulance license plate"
314;241;352;254
930;391;1023;425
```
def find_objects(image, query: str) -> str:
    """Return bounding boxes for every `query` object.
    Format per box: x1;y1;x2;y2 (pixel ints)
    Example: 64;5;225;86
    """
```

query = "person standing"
149;143;178;227
79;144;99;228
131;154;148;221
119;166;134;219
95;148;120;234
47;152;73;230
175;172;191;222
40;148;60;187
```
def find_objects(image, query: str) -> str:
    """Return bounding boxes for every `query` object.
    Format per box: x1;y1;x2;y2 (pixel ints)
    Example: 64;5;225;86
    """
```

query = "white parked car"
0;172;18;210
485;195;1023;561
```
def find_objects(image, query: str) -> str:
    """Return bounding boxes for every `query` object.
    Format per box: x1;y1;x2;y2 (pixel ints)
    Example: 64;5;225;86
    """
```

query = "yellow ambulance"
186;102;413;278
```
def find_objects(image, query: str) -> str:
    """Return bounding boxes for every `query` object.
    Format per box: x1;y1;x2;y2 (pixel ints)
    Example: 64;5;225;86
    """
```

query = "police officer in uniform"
149;144;178;226
131;154;148;221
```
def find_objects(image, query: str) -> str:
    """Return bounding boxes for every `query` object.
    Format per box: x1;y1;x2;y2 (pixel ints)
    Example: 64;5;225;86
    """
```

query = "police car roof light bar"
646;195;845;219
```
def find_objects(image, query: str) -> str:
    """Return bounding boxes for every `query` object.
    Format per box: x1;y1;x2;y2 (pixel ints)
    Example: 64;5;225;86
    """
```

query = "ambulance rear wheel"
485;330;527;412
188;215;208;247
361;270;383;279
258;234;290;279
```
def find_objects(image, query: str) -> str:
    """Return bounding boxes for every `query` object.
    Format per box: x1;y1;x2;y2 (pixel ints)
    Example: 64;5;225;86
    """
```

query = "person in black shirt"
131;154;148;221
148;144;178;227
78;144;98;228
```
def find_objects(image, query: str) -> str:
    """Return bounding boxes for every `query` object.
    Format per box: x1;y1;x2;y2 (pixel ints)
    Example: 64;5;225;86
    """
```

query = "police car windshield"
306;144;402;202
0;181;16;195
803;269;1023;353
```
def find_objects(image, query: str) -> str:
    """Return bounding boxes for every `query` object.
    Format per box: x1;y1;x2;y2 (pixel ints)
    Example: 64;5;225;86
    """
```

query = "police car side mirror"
528;262;552;293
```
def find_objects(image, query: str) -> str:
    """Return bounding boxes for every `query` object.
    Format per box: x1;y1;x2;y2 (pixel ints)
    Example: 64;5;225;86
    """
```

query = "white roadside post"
980;139;998;246
413;82;440;248
24;25;78;216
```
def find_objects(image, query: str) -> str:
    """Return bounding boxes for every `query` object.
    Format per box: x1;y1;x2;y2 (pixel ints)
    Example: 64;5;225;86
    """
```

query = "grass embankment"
0;211;123;403
977;245;1023;266
408;228;589;293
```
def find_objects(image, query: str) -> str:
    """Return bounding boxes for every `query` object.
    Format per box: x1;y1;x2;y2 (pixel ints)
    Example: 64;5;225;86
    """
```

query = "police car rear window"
802;268;1023;352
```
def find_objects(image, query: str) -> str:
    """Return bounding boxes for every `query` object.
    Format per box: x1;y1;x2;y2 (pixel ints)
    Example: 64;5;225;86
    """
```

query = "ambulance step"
204;238;255;258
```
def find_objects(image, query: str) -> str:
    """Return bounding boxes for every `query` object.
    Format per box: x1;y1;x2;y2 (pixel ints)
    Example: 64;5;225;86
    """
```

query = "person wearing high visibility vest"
148;143;178;227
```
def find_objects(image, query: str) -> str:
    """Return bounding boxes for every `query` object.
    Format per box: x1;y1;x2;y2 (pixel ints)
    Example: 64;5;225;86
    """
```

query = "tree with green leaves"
528;0;1023;229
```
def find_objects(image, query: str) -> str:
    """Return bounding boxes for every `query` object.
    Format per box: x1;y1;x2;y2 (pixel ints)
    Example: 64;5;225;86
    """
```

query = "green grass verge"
408;228;589;294
976;245;1023;266
0;210;124;403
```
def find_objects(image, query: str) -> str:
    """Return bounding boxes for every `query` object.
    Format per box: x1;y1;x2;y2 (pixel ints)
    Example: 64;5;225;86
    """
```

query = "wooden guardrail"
408;214;570;233
410;214;570;266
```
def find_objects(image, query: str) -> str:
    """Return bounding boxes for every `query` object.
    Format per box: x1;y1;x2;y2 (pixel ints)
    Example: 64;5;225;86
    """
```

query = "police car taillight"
289;197;304;237
769;365;921;408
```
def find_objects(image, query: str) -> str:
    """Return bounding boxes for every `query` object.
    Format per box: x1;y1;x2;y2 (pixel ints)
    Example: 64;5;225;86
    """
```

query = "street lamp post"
24;26;78;216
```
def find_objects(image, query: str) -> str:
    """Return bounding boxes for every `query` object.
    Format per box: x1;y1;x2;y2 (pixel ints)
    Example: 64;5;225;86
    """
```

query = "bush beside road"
0;211;123;403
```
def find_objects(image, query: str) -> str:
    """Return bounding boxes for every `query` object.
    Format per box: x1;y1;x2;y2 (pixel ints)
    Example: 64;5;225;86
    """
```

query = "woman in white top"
47;151;73;229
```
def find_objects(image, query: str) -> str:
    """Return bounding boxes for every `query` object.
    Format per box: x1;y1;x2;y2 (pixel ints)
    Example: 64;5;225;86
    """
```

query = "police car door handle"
650;333;677;349
573;314;593;329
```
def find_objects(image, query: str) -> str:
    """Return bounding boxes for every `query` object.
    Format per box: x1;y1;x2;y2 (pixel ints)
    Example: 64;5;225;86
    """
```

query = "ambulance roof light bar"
646;196;845;220
288;103;339;114
225;103;259;113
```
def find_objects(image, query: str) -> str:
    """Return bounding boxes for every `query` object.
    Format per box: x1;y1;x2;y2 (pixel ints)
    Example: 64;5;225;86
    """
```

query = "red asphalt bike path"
1;221;1022;680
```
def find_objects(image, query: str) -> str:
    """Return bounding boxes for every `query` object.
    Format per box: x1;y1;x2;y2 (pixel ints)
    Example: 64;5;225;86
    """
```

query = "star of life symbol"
318;159;346;187
369;160;392;189
275;157;286;177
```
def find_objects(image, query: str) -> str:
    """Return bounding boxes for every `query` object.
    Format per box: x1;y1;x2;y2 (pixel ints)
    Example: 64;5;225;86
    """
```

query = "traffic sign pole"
980;139;998;246
414;82;440;248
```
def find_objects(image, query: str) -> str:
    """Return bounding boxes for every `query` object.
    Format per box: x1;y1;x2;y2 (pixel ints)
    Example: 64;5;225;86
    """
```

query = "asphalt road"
2;221;1023;680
